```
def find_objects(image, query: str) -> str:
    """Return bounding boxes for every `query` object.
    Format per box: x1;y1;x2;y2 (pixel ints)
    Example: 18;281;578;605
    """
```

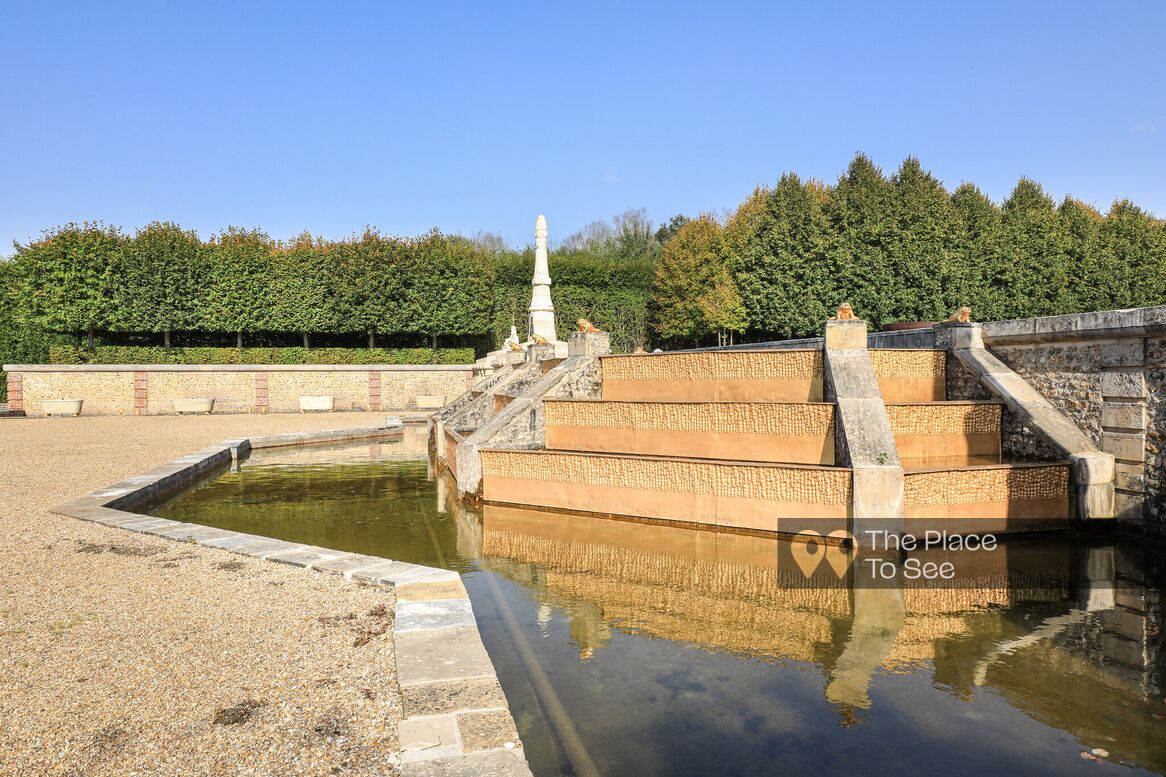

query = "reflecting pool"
151;438;1166;777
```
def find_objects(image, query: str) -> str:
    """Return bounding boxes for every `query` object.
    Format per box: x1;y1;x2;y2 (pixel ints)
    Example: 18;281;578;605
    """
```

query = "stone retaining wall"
3;364;474;416
978;308;1166;534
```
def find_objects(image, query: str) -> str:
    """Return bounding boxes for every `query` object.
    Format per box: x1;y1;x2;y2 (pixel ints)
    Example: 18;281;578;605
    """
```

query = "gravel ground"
0;413;408;777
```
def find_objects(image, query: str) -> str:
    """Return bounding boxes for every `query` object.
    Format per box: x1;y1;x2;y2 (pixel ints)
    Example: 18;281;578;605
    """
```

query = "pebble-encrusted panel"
903;465;1069;507
869;349;946;380
545;401;834;436
886;403;1001;436
480;450;851;504
601;351;823;382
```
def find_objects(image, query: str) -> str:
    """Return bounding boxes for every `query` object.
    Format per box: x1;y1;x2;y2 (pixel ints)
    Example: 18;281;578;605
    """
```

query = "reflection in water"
151;440;1166;777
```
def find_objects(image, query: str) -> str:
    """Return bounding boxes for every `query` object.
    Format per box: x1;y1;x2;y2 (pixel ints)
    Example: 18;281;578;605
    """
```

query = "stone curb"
50;424;532;777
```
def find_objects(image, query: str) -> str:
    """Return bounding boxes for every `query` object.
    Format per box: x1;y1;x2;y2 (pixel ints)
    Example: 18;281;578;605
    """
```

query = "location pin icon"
825;530;858;578
790;531;825;578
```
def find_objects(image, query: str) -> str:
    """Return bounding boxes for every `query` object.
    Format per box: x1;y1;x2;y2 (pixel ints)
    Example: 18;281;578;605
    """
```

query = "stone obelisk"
527;214;558;345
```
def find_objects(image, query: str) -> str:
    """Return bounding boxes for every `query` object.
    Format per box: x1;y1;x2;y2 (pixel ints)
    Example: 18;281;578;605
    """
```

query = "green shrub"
48;346;474;366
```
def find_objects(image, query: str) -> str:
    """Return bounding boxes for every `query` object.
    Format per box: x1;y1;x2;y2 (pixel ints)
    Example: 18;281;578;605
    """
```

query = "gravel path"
0;413;407;776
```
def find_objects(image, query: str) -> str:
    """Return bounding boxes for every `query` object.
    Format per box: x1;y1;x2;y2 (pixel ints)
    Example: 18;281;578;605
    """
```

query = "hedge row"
49;346;475;366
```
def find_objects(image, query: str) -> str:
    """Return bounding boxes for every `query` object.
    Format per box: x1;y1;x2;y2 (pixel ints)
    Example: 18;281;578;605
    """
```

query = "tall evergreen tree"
731;177;836;338
949;183;1005;320
887;157;957;321
1057;198;1111;313
1100;200;1166;310
825;154;895;326
999;179;1070;318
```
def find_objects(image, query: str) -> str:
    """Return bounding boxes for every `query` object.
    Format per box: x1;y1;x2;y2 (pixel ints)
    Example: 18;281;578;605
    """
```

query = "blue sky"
1;1;1163;252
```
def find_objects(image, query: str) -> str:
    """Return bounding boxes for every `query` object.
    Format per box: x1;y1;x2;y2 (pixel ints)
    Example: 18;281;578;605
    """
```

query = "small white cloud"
1131;120;1163;134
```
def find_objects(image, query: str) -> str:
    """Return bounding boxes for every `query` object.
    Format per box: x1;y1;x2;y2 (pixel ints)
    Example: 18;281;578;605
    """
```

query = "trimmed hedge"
48;346;475;366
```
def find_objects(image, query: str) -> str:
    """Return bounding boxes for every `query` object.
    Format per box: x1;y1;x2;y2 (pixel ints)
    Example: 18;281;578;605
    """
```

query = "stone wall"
977;307;1166;534
3;364;473;416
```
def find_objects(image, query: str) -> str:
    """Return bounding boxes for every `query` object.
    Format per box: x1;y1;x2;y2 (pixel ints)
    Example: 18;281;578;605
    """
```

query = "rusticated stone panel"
870;349;945;380
869;349;946;402
601;350;823;382
886;403;1001;436
481;449;851;504
545;401;833;436
903;465;1068;507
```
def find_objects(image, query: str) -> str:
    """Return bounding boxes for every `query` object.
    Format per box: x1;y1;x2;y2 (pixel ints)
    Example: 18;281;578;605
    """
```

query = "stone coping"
598;347;821;357
883;399;1005;406
479;445;851;472
543;397;836;406
5;363;473;373
50;424;532;777
982;305;1166;344
902;460;1069;475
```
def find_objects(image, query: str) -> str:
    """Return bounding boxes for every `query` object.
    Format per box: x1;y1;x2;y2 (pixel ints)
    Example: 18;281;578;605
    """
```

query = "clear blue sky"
2;1;1163;253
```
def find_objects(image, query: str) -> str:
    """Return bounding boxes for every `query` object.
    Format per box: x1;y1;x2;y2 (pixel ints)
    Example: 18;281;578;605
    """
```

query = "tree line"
654;154;1166;342
3;152;1164;378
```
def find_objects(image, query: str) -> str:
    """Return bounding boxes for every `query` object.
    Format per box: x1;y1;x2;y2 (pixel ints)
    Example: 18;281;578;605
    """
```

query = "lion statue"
507;340;523;352
831;303;857;321
945;306;972;323
531;334;550;345
576;318;600;333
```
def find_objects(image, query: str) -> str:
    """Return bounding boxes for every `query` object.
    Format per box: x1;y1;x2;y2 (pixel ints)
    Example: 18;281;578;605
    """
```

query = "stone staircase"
475;329;1078;542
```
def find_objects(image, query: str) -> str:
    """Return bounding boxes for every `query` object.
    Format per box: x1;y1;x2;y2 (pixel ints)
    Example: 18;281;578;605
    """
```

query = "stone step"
902;461;1070;535
870;349;947;402
887;400;1004;469
600;350;824;402
479;447;851;535
543;399;835;465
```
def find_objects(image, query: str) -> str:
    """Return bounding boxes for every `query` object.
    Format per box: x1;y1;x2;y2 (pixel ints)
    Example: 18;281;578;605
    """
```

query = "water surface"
152;438;1166;777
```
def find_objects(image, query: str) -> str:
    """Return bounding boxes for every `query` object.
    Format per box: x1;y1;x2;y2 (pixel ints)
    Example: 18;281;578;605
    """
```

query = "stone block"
568;331;611;357
457;709;520;753
396;580;469;602
395;627;496;686
400;714;461;763
1100;370;1146;399
1113;489;1145;522
1102;431;1145;463
823;319;868;350
1101;402;1146;431
1114;462;1145;492
1101;340;1145;368
402;678;509;717
395;598;476;633
402;749;532;777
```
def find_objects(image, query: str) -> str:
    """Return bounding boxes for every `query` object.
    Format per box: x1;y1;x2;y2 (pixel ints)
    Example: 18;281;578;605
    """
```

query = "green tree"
199;227;273;346
730;177;836;338
13;222;124;348
886;157;957;321
652;215;741;344
825;153;895;327
111;221;202;345
1100;200;1166;309
999;178;1070;318
404;231;493;354
1057;198;1112;313
268;232;338;348
949;183;1004;320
